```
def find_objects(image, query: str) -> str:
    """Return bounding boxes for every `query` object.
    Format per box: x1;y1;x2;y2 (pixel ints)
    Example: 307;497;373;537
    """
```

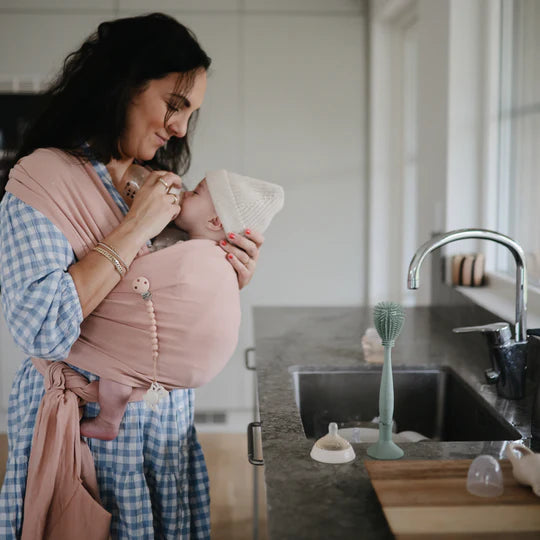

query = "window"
497;0;540;286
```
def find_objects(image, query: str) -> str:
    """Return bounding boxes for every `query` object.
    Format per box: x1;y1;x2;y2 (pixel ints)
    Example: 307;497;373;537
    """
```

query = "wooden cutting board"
365;459;540;539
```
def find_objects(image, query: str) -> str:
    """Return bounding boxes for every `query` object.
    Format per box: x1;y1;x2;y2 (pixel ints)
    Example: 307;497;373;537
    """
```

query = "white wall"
187;3;368;419
415;0;451;301
0;0;367;428
418;0;493;289
368;0;492;307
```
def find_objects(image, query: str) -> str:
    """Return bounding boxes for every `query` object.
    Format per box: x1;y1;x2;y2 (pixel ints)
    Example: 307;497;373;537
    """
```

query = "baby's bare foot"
80;416;120;441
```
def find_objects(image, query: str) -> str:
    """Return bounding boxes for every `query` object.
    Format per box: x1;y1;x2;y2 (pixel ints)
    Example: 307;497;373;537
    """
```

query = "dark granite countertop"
253;306;536;540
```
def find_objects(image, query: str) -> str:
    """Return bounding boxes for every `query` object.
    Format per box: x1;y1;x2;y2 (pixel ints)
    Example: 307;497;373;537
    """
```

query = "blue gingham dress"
0;152;211;539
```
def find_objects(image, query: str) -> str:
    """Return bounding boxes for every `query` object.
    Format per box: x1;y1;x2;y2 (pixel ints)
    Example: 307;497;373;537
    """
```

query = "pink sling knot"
39;360;99;404
44;361;68;392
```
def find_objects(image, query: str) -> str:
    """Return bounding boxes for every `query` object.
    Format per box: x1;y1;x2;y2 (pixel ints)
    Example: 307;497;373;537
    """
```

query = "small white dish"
338;427;429;444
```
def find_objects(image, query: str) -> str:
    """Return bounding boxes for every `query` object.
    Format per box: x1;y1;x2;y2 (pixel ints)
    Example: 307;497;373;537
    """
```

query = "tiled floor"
0;432;267;540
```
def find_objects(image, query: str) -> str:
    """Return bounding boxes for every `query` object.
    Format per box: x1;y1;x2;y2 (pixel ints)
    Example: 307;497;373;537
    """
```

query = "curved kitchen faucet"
407;228;528;400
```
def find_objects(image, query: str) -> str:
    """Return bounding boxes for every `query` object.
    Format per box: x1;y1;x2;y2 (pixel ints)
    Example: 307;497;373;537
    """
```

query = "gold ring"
158;177;169;190
169;193;179;205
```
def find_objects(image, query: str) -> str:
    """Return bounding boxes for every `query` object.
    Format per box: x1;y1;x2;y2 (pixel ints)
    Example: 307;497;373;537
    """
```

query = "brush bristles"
373;302;405;346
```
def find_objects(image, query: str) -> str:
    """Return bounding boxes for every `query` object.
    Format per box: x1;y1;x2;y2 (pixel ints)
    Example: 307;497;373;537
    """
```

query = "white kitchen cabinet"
244;0;361;13
0;1;113;9
118;0;238;12
0;13;110;81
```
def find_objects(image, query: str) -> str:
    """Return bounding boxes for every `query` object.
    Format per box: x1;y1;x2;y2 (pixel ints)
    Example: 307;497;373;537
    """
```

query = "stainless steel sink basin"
291;366;522;441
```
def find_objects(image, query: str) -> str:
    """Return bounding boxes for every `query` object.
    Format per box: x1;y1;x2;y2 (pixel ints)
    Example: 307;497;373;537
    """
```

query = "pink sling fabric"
6;148;241;539
22;359;113;540
68;237;241;390
7;148;241;390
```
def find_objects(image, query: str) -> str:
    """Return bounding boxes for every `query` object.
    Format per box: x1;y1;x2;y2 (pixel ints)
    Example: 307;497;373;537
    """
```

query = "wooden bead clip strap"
132;276;169;410
92;241;129;277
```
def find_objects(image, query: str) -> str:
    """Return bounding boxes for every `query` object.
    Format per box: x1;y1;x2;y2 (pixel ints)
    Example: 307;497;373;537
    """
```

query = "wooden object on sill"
365;458;540;539
451;253;485;287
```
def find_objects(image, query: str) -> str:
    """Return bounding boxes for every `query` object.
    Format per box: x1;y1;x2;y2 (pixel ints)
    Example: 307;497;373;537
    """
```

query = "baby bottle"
121;163;185;205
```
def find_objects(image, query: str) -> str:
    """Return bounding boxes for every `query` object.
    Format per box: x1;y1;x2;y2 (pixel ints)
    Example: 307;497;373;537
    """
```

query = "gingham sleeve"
0;192;83;359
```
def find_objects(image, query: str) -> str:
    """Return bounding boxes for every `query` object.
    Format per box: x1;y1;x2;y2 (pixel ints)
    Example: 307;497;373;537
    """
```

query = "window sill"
456;272;540;330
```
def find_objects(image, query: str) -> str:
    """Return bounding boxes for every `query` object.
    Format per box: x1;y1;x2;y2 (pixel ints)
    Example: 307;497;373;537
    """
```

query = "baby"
80;170;284;440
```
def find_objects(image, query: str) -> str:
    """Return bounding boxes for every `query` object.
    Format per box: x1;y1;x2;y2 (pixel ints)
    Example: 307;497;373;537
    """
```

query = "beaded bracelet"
132;276;168;410
92;245;127;277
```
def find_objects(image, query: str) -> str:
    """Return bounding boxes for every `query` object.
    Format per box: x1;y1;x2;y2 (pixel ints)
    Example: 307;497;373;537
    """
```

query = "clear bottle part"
466;455;504;497
121;163;186;204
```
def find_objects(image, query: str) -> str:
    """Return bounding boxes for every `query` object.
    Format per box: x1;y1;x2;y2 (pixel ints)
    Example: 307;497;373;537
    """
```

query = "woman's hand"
125;170;183;243
70;170;183;318
219;229;264;290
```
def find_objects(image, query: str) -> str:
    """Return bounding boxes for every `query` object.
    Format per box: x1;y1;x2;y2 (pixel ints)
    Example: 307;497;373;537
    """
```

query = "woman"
0;13;263;539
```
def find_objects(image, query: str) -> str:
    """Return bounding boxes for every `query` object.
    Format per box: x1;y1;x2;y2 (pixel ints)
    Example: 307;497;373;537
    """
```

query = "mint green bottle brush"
367;302;405;460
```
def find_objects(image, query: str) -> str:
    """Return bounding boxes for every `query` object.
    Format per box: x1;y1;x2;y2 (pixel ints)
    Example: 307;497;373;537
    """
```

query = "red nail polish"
245;229;251;235
228;233;236;240
227;253;233;260
220;240;227;246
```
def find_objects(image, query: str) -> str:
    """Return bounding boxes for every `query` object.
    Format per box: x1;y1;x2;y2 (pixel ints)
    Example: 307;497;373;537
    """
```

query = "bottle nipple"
310;422;356;464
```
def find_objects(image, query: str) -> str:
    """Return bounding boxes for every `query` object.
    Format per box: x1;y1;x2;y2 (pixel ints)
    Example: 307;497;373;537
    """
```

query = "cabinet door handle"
247;421;264;466
244;347;256;370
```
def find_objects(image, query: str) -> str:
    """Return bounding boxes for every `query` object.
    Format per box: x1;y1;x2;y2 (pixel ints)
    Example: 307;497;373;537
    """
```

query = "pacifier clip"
132;276;169;410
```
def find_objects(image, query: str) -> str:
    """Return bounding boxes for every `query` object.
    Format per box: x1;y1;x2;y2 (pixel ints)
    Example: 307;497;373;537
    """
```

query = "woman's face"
120;70;207;161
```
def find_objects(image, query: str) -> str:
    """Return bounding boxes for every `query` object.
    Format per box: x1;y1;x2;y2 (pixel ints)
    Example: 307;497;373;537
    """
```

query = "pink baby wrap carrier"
6;148;241;539
70;236;240;392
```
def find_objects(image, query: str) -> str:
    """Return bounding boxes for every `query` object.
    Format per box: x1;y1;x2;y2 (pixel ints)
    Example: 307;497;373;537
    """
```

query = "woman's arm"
68;170;182;317
0;195;83;359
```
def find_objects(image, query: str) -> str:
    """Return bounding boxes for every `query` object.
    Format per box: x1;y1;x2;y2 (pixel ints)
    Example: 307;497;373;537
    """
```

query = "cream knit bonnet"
205;170;284;234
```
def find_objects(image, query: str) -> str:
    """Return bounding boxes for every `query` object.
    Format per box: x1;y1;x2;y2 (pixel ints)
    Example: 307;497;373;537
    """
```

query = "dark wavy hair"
0;12;211;199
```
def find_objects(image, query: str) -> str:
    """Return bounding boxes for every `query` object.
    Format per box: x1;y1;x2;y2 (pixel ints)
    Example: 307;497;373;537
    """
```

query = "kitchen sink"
291;366;522;441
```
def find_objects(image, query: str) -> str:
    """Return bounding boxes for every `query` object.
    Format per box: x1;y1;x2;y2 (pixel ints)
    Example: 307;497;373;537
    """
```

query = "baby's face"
173;179;219;237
